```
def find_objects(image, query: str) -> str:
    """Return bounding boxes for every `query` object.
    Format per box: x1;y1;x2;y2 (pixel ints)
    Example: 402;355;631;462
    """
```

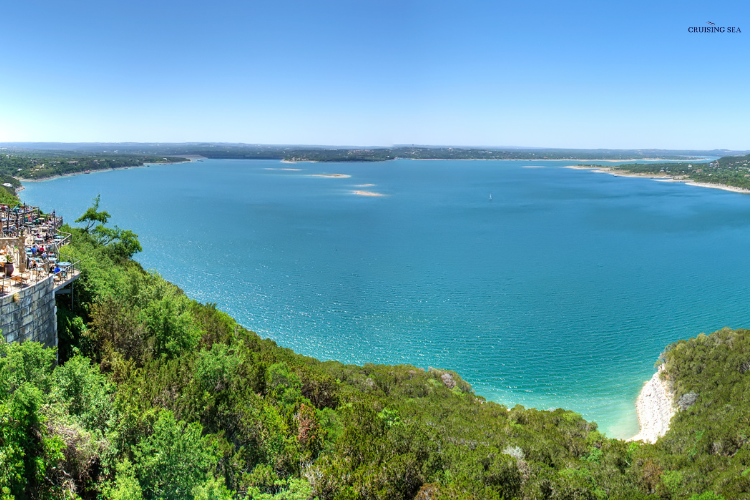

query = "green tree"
0;383;64;498
51;354;115;432
75;195;142;258
0;338;56;395
75;194;111;232
102;459;144;500
133;410;219;500
93;225;143;259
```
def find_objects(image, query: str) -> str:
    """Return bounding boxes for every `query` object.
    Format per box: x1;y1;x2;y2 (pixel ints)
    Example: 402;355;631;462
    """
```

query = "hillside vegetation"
0;153;187;181
594;153;750;190
0;182;20;205
1;201;749;499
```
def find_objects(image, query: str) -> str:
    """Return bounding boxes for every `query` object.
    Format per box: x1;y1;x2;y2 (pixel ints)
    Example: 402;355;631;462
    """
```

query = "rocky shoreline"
628;366;676;444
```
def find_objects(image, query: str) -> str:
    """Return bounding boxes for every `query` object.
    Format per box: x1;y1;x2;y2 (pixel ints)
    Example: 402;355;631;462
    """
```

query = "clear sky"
1;0;748;148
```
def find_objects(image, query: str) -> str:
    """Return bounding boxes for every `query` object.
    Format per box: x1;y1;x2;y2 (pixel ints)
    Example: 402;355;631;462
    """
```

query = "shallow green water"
22;158;750;438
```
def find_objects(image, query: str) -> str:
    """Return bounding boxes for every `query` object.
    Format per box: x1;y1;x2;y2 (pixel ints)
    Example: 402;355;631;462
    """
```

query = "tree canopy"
75;195;142;259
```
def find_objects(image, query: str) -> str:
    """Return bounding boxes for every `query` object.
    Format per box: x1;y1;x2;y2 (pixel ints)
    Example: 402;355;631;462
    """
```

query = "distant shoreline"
564;165;750;194
16;159;193;185
403;157;703;162
279;157;699;164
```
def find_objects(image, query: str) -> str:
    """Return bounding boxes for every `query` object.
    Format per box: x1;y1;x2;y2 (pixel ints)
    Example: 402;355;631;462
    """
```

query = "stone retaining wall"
0;276;57;348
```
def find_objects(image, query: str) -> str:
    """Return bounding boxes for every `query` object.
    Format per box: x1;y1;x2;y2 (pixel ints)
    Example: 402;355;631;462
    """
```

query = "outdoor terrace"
0;203;80;297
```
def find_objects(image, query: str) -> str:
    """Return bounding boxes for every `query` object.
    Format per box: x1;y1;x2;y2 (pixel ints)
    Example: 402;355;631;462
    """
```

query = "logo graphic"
688;22;741;33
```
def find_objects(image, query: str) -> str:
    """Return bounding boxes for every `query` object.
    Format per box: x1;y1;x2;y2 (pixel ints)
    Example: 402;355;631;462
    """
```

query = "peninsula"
574;153;750;192
0;149;188;183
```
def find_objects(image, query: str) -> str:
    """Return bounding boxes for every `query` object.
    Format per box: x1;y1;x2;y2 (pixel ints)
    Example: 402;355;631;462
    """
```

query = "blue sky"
1;0;748;148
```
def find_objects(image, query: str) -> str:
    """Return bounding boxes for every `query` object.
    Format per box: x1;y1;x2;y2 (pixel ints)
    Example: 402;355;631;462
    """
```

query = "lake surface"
21;159;750;438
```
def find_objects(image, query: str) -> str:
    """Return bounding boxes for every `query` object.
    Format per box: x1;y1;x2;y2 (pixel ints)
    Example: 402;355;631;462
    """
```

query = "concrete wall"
0;276;57;348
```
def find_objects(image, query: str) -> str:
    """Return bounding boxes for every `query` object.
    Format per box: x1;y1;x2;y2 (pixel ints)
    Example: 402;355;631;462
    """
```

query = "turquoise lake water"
20;159;750;438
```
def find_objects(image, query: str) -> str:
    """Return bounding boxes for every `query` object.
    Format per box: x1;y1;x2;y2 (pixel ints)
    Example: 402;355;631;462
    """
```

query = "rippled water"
21;159;750;438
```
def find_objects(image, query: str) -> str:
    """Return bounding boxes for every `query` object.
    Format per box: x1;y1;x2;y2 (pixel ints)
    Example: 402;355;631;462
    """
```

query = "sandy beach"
628;366;675;444
352;190;385;197
683;181;750;194
564;165;671;179
564;165;750;194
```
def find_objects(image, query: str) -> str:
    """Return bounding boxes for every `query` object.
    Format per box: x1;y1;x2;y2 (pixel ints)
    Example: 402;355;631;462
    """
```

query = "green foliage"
133;410;219;500
0;189;18;206
192;476;233;500
0;151;186;180
56;306;90;364
245;477;313;499
267;362;302;405
651;327;750;499
75;194;111;232
377;407;402;428
51;354;114;432
138;286;200;359
0;368;63;498
582;446;603;463
0;174;20;205
689;493;725;500
102;459;144;500
604;154;750;190
661;470;683;495
75;195;142;258
0;339;56;396
94;225;143;259
193;343;242;394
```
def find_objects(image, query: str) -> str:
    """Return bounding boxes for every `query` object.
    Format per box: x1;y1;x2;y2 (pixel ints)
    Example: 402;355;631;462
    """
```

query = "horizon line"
0;141;747;154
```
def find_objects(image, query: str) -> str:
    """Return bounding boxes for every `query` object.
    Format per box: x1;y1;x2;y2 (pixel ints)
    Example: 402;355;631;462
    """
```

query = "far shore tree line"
3;146;750;194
